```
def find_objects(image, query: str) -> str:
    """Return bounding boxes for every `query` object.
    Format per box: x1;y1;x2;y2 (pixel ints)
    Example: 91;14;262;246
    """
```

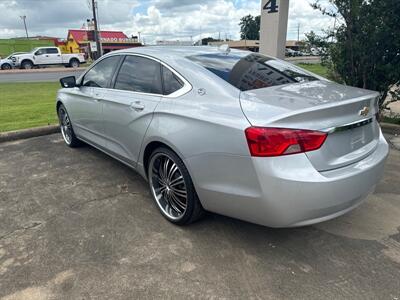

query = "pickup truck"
12;47;86;69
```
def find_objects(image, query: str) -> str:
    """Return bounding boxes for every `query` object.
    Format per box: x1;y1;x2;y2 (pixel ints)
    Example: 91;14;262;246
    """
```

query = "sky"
0;0;335;44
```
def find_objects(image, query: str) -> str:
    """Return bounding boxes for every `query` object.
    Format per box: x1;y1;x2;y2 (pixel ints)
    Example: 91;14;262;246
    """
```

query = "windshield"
7;52;24;59
187;52;318;91
30;47;39;53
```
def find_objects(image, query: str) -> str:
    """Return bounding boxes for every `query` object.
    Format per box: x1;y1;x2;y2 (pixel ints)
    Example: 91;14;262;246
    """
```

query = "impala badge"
359;106;370;117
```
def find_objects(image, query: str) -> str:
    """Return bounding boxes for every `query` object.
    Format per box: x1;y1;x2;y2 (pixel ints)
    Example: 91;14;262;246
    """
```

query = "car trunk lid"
240;80;380;171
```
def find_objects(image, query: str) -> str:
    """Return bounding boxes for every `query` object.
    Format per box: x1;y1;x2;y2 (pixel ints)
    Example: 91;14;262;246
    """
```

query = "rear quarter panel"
138;62;251;209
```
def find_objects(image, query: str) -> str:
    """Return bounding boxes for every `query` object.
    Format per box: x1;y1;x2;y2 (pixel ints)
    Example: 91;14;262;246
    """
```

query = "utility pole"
91;0;102;58
20;16;29;38
297;23;300;42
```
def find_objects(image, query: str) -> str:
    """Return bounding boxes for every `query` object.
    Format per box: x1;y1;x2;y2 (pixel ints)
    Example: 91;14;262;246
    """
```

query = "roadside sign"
260;0;289;59
90;41;97;52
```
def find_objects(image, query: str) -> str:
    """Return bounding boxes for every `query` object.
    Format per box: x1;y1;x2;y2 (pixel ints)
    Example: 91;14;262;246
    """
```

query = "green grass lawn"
0;82;59;132
297;63;329;78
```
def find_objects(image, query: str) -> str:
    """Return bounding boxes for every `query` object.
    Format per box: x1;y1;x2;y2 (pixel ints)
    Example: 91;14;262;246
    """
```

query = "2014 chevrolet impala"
56;46;389;227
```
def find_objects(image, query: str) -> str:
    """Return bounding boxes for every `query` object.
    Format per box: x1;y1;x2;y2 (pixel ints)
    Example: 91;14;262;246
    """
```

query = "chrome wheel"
59;107;72;145
149;153;187;220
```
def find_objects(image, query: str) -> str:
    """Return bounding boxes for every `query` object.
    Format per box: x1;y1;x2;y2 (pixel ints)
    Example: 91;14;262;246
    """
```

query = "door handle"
130;101;145;111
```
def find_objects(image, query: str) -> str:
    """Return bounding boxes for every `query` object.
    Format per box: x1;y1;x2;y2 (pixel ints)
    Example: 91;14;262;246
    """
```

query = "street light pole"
20;16;29;39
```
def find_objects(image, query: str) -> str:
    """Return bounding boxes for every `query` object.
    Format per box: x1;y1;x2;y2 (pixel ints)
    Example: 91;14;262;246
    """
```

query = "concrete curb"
380;122;400;135
0;125;59;143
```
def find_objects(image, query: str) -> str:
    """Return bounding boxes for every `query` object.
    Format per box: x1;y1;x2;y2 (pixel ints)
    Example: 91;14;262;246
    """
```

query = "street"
0;133;399;299
0;69;84;83
0;56;320;83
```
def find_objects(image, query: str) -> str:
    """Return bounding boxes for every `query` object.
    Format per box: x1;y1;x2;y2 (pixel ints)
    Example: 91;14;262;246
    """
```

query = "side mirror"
60;76;77;88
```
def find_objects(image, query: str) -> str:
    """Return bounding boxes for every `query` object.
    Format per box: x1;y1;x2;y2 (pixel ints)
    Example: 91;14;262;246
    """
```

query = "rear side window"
187;52;317;91
82;56;120;88
46;48;58;54
114;56;162;94
162;66;183;95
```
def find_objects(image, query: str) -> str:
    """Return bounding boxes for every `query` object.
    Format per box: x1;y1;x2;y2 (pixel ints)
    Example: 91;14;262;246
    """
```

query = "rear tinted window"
46;48;59;54
162;66;184;95
187;52;317;91
114;56;162;94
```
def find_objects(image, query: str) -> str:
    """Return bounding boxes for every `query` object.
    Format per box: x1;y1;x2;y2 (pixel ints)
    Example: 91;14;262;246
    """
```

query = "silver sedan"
56;46;389;227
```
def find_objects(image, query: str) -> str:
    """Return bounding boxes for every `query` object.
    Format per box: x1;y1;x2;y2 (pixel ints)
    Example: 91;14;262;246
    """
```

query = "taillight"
245;127;327;157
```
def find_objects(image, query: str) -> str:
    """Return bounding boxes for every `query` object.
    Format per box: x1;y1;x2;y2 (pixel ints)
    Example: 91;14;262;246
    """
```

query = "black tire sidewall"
70;59;79;68
148;147;198;225
1;63;11;70
22;61;33;69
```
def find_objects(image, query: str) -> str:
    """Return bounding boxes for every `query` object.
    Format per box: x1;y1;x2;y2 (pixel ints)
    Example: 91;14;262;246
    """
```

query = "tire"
21;60;33;69
148;147;205;225
1;63;11;70
69;59;79;68
57;104;81;148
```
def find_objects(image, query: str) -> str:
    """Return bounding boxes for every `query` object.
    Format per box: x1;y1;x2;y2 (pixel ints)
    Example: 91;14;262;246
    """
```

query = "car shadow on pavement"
0;134;399;299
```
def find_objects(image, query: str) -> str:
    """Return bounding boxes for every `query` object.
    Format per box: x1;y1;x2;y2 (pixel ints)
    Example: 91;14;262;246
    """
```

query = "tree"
311;0;400;107
304;31;326;49
201;37;220;46
239;15;260;40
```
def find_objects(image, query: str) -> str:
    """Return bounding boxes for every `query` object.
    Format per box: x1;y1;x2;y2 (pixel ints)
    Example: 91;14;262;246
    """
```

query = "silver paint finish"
57;46;389;227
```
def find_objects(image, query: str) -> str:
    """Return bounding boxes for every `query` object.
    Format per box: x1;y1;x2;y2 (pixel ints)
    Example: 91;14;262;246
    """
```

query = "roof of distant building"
68;29;128;44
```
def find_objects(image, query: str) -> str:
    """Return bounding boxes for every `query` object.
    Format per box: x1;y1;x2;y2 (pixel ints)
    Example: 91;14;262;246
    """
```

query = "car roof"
109;46;249;61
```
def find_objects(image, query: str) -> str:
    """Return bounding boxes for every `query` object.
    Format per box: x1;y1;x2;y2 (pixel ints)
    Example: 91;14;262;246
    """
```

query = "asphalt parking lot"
0;133;399;299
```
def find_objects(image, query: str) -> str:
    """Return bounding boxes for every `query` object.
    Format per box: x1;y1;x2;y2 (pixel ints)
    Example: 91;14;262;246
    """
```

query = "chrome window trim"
79;52;192;98
321;117;374;134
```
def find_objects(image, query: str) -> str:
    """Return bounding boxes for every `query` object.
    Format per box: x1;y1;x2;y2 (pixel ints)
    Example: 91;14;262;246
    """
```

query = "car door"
101;55;163;165
33;48;47;65
66;55;122;148
45;47;62;64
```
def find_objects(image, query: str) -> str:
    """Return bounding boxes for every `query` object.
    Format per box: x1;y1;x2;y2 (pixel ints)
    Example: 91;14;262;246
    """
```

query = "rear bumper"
187;130;389;227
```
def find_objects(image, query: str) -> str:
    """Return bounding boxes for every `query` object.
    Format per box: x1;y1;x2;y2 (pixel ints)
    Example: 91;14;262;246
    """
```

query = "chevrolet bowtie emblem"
359;106;370;117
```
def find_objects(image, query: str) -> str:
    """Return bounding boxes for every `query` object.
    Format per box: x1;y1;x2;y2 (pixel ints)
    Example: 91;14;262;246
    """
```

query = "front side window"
162;66;184;95
187;52;318;91
114;56;162;94
35;49;46;55
82;56;121;88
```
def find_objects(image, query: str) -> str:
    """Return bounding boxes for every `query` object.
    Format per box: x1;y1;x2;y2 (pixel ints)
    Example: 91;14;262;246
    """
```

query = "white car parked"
0;52;26;70
12;47;86;69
